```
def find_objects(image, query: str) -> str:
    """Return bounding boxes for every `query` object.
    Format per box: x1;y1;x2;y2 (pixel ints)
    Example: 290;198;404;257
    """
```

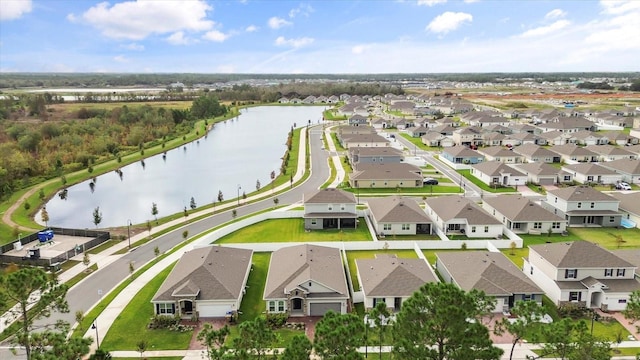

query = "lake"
41;106;326;229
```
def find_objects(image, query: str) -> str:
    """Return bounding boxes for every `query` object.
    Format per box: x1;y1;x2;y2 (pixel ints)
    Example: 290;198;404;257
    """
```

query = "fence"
0;227;110;267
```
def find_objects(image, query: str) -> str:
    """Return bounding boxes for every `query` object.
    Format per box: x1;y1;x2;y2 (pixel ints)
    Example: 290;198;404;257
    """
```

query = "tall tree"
534;318;611;360
256;179;261;191
151;202;158;222
368;301;392;360
41;206;49;228
314;310;364;359
29;328;92;360
197;323;230;360
92;206;102;228
281;334;312;360
494;300;545;360
392;282;502;360
217;190;224;203
623;289;640;331
231;316;277;359
0;267;70;360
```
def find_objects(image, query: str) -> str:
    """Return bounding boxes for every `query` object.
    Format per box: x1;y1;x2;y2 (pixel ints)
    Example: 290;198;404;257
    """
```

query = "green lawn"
101;262;192;351
215;218;372;244
88;240;120;254
227;325;305;348
399;133;441;151
457;169;517;193
501;248;529;268
238;252;270;322
520;227;640;249
343;185;462;195
346;250;419;291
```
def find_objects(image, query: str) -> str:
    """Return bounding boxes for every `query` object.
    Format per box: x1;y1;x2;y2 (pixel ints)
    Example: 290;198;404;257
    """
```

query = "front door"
292;298;303;311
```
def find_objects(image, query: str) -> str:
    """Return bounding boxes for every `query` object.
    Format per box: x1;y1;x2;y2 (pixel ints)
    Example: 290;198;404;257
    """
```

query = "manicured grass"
399;133;442;151
215;218;372;244
114;358;183;360
88;240;120;254
101;262;193;351
526;182;546;194
346;250;419;291
227;325;305;348
458;169;517;193
238;252;270;322
421;249;465;267
66;263;98;288
381;233;440;240
501;248;529;268
331;133;346;151
320;157;338;188
520;227;640;249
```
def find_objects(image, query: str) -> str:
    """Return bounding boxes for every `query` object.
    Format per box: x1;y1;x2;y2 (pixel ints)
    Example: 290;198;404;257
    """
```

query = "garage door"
197;303;232;317
539;178;554;185
309;302;341;316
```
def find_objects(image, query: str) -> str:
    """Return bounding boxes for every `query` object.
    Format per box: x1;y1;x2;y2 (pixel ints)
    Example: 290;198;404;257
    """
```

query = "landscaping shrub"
265;312;288;329
557;303;591;319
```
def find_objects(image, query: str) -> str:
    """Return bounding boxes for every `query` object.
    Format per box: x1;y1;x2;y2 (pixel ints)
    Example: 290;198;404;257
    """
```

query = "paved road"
0;126;329;357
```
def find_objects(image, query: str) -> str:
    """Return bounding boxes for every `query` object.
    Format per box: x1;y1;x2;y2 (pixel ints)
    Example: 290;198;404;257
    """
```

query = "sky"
0;0;639;74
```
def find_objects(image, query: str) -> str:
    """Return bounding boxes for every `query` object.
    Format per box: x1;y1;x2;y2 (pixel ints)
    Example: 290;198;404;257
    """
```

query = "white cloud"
289;4;314;18
203;30;229;42
245;25;258;32
1;0;32;21
426;12;472;34
113;55;129;63
166;31;193;45
463;0;479;3
600;0;640;15
274;36;314;48
520;20;570;37
545;9;567;19
70;0;213;40
268;16;292;29
417;0;447;6
122;43;144;51
352;45;367;54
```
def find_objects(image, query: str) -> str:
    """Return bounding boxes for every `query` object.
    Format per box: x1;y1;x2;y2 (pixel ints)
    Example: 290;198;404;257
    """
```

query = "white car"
617;182;632;190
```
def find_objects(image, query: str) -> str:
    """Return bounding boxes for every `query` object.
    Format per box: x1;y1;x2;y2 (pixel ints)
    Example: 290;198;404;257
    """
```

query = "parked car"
616;182;632;190
423;178;439;185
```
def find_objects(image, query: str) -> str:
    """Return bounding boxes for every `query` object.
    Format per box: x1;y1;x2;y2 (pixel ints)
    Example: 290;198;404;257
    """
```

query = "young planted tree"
146;220;152;234
281;334;312;360
75;310;85;332
623;289;640;331
136;339;148;358
273;197;279;208
314;310;364;359
41;206;50;228
92;206;102;228
0;267;71;360
232;209;237;220
183;206;188;219
218;190;224;203
182;230;189;241
151;202;159;222
231;316;277;359
82;252;90;268
368;301;392;360
494;300;545;360
392;282;502;360
129;261;135;278
154;246;160;258
270;170;276;192
256;179;261;192
197;323;230;360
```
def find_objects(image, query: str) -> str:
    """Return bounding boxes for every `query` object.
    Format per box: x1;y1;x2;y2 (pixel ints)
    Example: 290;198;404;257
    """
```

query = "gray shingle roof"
584;145;635;156
367;196;431;223
478;146;516;157
512;143;558;158
548;185;618;202
349;146;403;157
443;145;483;157
549;144;599;157
357;254;438;297
516;162;561;176
483;195;565;222
562;163;618;175
529;241;634;268
264;244;349;299
351;163;422;181
425;195;501;225
471;161;525;177
609;192;640;216
436;251;543;296
304;188;356;204
152;246;253;302
600;159;640;175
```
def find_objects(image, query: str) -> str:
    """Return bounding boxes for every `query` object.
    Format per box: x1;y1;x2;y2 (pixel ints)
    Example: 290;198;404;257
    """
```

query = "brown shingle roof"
600;159;640;175
609;192;640;216
529;241;634;268
425;195;501;225
562;163;618;176
304;188;356;204
512;143;558;158
471;161;525;177
367;196;431;223
152;246;253;302
436;251;543;296
357;254;438;297
516;162;561;176
548;185;617;202
264;244;349;299
351;163;422;181
483;195;565;222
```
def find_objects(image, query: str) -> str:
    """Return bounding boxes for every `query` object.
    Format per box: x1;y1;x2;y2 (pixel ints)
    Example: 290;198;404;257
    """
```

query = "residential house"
336;125;376;140
539;130;575;146
600;159;640;183
340;133;390;149
541;186;622;227
477;146;524;163
561;163;622;185
602;130;639;146
431;124;456;136
406;125;430;138
572;131;609;146
470;161;527;188
609;192;640;229
515;162;573;185
350;163;423;189
504;132;545;146
482;195;567;234
440;145;484;165
367;196;432;236
452;126;483;146
436;251;544;313
349;146;403;168
584;145;637;162
425;195;503;238
512;143;561;163
357;254;438;311
612;249;640;277
523;241;640;311
420;132;455;148
348;114;369;126
537;117;596;133
549;144;599;163
482;132;506;147
303;188;357;230
264;244;350;316
151;246;253;318
511;123;541;135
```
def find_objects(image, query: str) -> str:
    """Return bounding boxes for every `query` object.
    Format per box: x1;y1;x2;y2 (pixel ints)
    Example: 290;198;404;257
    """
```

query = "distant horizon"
1;0;639;73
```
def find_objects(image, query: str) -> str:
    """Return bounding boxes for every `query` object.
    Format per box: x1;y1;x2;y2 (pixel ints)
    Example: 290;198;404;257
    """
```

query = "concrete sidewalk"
324;123;345;189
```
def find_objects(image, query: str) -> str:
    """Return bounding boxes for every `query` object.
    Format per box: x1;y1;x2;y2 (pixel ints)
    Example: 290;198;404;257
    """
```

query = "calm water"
42;106;325;229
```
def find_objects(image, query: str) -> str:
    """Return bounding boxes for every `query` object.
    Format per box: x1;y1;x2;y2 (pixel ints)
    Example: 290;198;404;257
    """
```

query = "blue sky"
1;0;639;73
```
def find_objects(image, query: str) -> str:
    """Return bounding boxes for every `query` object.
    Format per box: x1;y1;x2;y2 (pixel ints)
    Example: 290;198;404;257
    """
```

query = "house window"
587;176;594;182
269;301;276;312
590;202;595;208
604;269;613;277
533;222;542;229
619;299;628;304
577;202;582;208
341;205;345;211
569;292;581;301
401;224;410;230
278;301;285;312
157;303;175;315
610;216;615;222
565;269;577;279
311;219;317;225
484;226;489;233
617;269;626;277
530;267;534;275
471;226;476;233
522;294;532;301
328;205;333;211
564;176;571;181
384;182;388;186
552;222;560;229
373;298;385;306
383;224;392;231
